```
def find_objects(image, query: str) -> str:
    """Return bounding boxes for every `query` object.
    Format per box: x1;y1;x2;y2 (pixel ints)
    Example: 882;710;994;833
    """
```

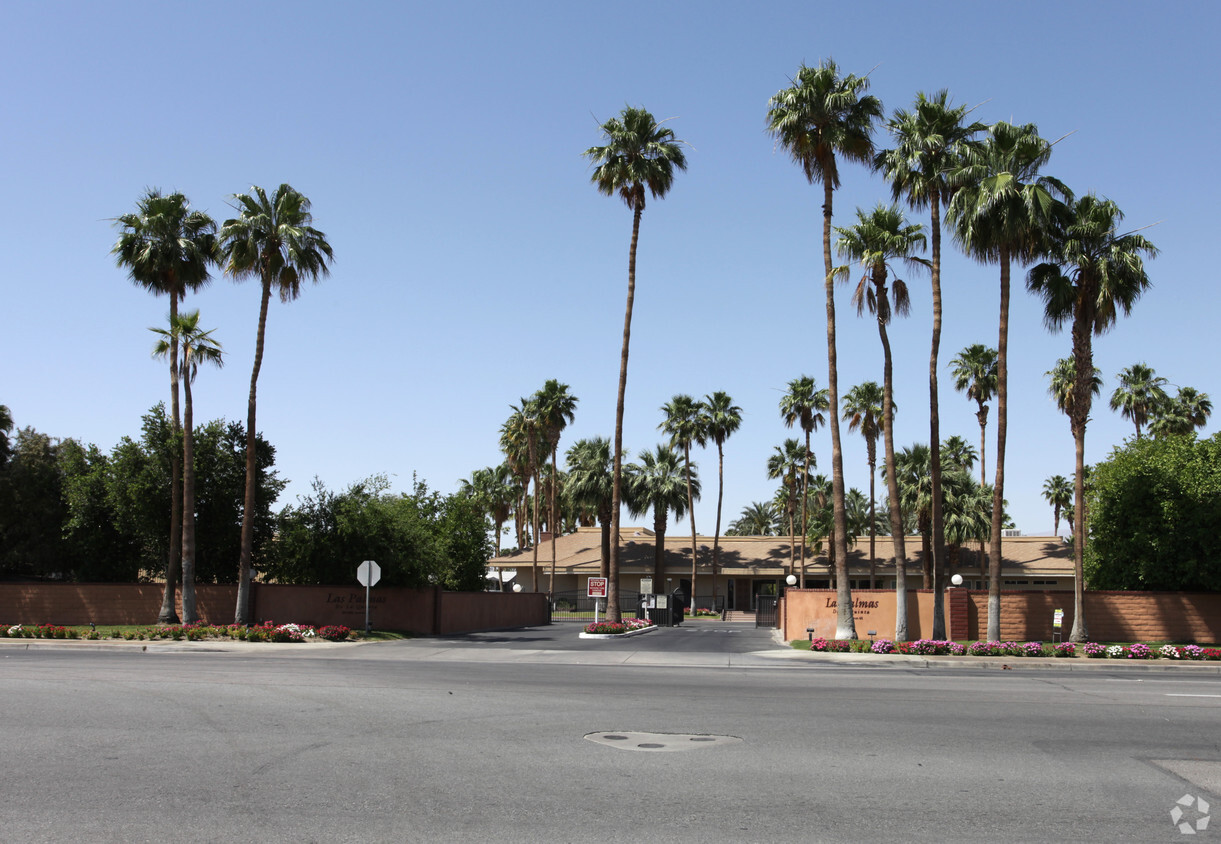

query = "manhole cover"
585;731;743;752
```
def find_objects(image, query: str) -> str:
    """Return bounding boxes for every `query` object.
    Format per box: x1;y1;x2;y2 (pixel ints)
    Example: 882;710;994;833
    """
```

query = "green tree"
842;382;887;592
564;438;615;578
835;204;927;636
0;404;12;467
220;184;333;624
767;438;813;581
0;428;72;579
584;106;687;623
947;121;1070;641
703;391;741;600
1042;475;1073;536
1109;363;1170;440
878;90;985;632
949;344;998;486
1086;433;1221;591
1029;193;1156;641
727;501;780;536
623;445;695;584
779;375;828;585
152;310;223;622
112;188;219;622
1150;387;1213;438
533;380;578;594
660;394;709;604
767;59;882;640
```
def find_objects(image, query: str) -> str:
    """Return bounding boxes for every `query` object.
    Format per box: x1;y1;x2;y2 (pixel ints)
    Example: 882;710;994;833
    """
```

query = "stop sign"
356;560;381;587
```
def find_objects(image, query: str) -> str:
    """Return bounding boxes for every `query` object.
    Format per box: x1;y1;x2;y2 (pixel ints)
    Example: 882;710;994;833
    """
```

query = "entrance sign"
357;560;381;633
1053;609;1064;629
640;577;653;595
587;578;608;598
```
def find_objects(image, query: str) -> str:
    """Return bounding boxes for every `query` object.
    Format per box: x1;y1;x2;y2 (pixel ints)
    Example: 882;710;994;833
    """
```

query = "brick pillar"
947;587;970;641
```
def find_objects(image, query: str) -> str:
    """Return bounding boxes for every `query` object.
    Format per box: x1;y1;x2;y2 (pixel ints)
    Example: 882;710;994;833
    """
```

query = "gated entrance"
756;595;778;628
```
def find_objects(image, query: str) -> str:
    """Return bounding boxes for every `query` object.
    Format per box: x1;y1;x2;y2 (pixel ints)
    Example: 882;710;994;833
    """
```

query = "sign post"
357;560;382;633
1052;608;1064;644
587;577;608;625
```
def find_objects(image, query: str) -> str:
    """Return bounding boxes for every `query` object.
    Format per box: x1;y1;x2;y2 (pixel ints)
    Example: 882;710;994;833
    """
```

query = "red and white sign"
587;577;608;598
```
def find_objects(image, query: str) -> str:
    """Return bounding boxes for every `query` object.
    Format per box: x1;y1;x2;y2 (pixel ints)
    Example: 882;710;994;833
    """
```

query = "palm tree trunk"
181;345;198;624
928;195;946;640
235;278;272;625
653;509;667;584
531;468;540;592
549;446;558;596
987;249;1011;641
599;503;611;580
799;432;810;588
1068;309;1093;642
879;308;908;641
159;294;183;625
823;180;855;640
685;444;698;610
868;451;876;589
976;406;989;587
608;203;644;624
713;442;725;603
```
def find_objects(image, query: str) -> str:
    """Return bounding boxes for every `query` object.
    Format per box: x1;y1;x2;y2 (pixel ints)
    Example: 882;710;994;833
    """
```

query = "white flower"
7;625;21;635
1106;645;1125;657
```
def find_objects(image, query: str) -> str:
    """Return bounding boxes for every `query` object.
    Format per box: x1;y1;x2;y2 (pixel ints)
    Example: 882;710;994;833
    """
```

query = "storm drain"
584;731;742;752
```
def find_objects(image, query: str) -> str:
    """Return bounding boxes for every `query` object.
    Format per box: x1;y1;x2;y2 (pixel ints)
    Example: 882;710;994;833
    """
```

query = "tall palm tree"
767;438;813;581
835;204;927;637
1042;475;1073;536
887;443;934;590
779;375;828;586
767;59;882;640
878;90;985;634
1028;193;1156;642
949;344;999;487
220;184;332;624
564;438;615;579
842;381;887;590
623;445;696;585
533;380;578;595
660;394;709;605
1046;357;1103;417
499;408;536;555
703;391;742;601
1109;363;1169;440
502;397;544;590
152;310;222;623
113;189;218;623
947;121;1070;641
584;106;687;623
727;501;780;536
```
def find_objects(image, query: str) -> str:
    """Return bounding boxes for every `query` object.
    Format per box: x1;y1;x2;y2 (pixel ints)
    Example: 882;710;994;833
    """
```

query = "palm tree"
152;310;222;623
564;438;615;578
949;344;999;487
767;438;813;581
940;435;977;475
727;501;780;536
499;408;536;555
623;445;696;585
767;59;882;640
1029;193;1156;642
1042;475;1073;536
501;397;544;590
842;381;887;590
660;394;708;605
113;189;218;623
220;184;333;624
835;204;927;637
888;443;934;591
947;121;1070;641
1109;363;1169;440
703;391;742;602
1046;357;1103;417
779;375;828;586
461;463;518;557
584;106;687;623
533;380;578;595
878;90;985;636
1150;387;1213;437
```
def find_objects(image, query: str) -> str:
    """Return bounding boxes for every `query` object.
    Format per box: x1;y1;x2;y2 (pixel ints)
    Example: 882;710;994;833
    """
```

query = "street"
2;626;1219;842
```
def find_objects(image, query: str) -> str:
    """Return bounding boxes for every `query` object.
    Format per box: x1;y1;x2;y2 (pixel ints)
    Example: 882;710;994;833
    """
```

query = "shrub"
1022;642;1046;658
808;637;829;652
1160;644;1182;659
1053;642;1076;657
1203;648;1221;661
318;625;351;641
1126;643;1153;659
1083;642;1106;657
871;639;895;654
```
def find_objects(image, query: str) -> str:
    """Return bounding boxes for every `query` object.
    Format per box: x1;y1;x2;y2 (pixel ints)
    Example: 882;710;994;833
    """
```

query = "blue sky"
2;1;1216;542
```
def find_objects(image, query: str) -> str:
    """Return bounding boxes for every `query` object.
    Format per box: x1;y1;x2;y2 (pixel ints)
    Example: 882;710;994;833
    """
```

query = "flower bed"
0;621;352;643
793;635;1221;661
583;618;655;636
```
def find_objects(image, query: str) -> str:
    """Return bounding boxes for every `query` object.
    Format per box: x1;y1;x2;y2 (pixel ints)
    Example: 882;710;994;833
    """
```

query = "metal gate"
756;596;778;628
549;589;642;622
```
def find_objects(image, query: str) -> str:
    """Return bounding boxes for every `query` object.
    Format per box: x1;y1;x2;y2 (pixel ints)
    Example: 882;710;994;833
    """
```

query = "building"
487;527;1075;610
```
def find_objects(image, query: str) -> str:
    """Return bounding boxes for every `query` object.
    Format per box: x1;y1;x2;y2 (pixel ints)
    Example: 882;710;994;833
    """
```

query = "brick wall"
0;583;548;634
781;587;1221;643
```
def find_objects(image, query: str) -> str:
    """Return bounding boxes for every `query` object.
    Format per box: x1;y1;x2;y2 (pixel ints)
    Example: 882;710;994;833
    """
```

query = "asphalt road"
2;625;1219;843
